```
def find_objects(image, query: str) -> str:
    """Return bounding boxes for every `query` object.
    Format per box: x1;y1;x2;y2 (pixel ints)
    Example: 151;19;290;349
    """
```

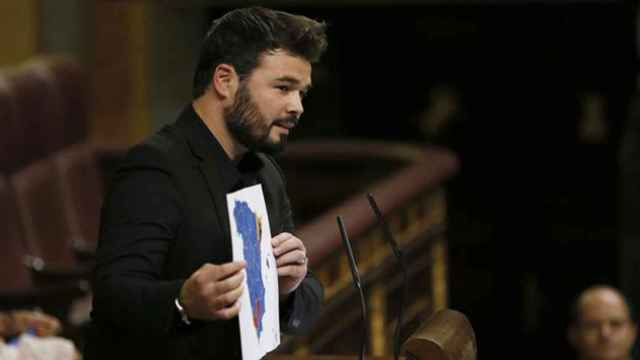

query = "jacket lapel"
178;107;233;246
197;157;232;245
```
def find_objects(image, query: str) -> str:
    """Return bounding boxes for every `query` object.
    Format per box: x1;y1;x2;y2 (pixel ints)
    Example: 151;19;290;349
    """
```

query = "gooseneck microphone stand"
337;215;367;360
366;193;409;360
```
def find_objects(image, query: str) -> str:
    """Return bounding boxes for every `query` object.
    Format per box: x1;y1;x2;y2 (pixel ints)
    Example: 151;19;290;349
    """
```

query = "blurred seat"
53;143;104;256
31;55;126;181
0;77;21;173
0;176;87;316
10;157;93;276
0;55;103;174
28;56;88;146
0;176;34;293
3;61;66;167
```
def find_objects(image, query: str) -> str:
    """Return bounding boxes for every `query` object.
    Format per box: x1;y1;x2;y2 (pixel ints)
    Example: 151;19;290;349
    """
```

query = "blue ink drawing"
233;200;266;338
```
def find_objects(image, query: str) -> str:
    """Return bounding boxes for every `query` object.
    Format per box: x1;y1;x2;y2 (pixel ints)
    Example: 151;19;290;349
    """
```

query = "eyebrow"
274;76;312;92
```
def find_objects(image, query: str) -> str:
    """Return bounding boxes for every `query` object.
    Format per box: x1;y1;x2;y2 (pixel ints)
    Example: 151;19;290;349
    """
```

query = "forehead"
579;289;631;321
250;50;312;86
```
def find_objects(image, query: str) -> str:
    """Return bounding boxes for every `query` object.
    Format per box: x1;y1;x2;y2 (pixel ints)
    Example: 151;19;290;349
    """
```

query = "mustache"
272;116;299;128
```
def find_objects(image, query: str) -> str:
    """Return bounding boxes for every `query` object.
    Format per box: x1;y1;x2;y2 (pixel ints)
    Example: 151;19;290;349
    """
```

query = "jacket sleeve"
92;145;184;336
279;269;324;335
267;156;324;335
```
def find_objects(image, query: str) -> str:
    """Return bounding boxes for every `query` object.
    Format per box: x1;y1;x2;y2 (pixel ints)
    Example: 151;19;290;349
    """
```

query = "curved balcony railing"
277;140;459;356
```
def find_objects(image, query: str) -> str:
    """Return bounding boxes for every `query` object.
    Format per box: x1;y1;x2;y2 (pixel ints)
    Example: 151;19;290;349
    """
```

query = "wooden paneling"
0;1;39;67
92;2;150;146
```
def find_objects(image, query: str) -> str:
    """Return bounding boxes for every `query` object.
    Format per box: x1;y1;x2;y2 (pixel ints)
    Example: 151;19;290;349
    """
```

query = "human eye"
610;319;627;329
581;321;599;333
275;85;290;92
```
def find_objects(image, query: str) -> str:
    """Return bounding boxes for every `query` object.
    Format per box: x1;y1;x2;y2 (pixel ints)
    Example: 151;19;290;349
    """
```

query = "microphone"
337;215;367;360
366;193;408;360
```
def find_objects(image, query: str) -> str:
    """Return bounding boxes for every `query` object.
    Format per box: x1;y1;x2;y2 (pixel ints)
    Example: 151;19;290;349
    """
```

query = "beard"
224;82;298;155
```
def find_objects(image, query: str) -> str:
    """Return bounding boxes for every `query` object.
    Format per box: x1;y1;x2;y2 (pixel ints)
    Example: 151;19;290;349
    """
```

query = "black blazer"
85;106;323;359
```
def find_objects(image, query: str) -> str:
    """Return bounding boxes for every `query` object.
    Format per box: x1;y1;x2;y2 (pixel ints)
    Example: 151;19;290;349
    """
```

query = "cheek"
256;93;283;117
579;335;601;349
619;330;637;346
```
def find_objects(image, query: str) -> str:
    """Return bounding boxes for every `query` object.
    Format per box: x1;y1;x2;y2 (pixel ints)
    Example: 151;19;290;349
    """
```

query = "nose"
599;323;613;339
286;92;304;118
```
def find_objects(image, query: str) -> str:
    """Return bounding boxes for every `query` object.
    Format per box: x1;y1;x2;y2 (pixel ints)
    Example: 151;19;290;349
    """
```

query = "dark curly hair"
192;7;328;98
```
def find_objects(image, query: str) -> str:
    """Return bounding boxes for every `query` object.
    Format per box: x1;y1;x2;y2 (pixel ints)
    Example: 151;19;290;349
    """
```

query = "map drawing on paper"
233;201;266;337
227;184;280;360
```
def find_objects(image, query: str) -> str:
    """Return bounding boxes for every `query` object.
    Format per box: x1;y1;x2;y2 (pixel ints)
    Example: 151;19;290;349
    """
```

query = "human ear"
212;64;239;101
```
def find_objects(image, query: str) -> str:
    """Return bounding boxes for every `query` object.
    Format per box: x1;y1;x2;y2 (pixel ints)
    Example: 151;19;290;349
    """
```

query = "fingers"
181;261;247;321
277;264;307;279
276;249;306;267
272;233;305;258
214;269;245;294
217;261;246;278
199;262;245;312
271;232;294;245
272;233;308;295
213;299;241;320
210;282;244;312
199;261;246;282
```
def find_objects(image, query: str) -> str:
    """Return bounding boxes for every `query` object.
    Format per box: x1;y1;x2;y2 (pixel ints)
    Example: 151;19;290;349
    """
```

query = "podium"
267;309;477;360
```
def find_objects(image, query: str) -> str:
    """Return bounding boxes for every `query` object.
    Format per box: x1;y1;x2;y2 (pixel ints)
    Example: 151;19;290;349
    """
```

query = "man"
568;285;638;360
85;7;328;359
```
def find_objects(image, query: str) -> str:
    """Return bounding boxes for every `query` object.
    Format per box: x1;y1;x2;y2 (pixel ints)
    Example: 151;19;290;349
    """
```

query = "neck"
192;95;247;161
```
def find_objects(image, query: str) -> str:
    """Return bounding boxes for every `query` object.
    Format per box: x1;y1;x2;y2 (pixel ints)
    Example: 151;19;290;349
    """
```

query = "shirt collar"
182;104;265;194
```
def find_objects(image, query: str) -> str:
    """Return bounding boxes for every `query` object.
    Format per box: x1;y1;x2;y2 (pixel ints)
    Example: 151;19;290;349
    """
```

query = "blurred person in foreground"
85;6;328;359
0;310;79;359
569;285;638;360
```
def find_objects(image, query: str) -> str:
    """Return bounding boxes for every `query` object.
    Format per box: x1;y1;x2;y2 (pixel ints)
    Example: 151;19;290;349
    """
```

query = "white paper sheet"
227;184;280;360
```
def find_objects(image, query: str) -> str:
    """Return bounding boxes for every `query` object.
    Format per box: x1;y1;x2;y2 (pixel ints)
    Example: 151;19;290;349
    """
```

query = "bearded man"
85;7;328;359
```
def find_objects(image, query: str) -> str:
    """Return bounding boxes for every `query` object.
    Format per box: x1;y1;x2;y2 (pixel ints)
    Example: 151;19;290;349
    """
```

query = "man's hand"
272;232;308;298
179;261;246;321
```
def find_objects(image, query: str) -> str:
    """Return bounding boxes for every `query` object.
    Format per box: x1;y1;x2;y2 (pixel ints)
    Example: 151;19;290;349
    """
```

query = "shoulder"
119;124;188;173
104;127;186;210
257;153;287;186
